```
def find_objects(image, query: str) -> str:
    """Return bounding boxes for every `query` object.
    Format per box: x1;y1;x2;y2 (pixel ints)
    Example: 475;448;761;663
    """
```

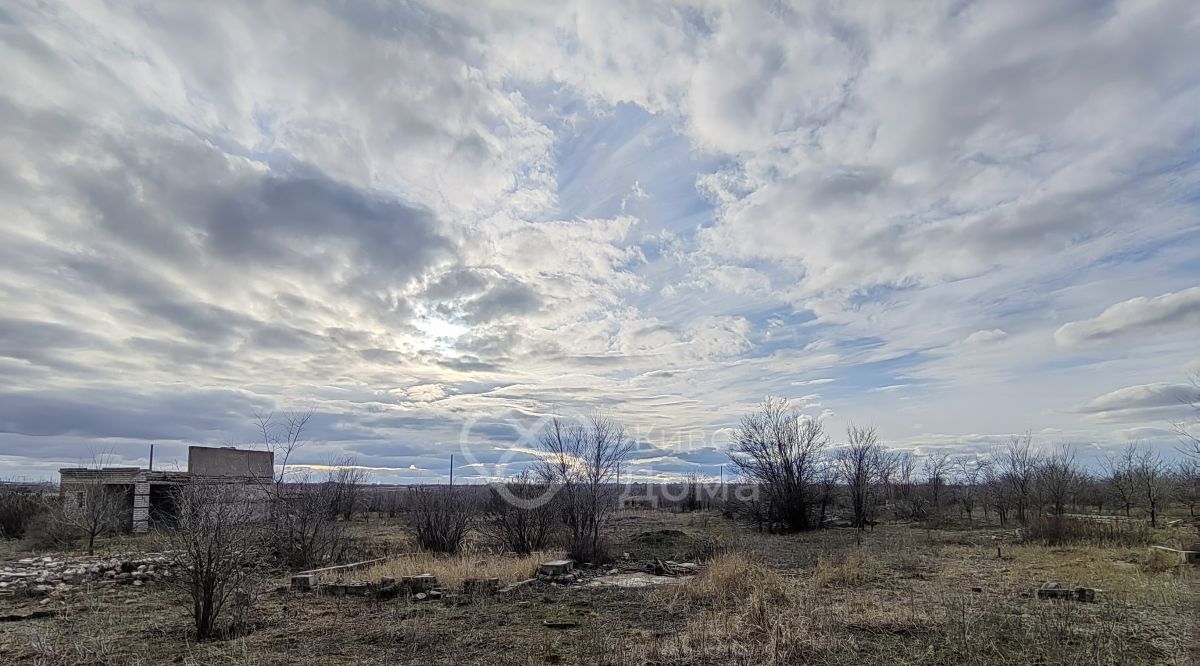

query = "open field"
1;510;1196;665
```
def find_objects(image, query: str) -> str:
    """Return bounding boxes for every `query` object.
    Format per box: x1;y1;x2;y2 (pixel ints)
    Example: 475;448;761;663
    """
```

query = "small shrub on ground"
1024;516;1150;547
0;486;49;540
22;505;81;551
407;486;475;554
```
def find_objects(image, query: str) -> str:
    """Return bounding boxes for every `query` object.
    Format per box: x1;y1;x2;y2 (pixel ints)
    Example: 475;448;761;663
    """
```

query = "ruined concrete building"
58;446;274;533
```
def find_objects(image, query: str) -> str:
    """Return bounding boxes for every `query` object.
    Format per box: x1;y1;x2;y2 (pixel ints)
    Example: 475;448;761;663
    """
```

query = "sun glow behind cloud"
0;0;1197;482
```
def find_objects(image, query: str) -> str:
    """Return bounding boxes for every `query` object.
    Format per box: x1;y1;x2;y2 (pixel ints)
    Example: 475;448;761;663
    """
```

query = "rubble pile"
0;554;170;598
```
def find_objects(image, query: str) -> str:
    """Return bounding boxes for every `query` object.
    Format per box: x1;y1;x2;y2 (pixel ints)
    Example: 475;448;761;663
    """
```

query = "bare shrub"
407;486;475;554
480;470;558;554
536;413;632;562
59;484;128;554
157;481;267;641
326;457;368;521
0;484;49;540
271;479;351;567
1023;515;1151;547
23;506;83;551
728;397;827;532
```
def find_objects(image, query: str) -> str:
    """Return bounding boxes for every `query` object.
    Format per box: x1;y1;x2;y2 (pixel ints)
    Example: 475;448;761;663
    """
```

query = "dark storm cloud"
0;387;268;440
0;317;112;369
54;130;454;290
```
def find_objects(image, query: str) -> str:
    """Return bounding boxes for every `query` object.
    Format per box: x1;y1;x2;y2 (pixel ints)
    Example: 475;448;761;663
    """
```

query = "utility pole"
449;454;454;489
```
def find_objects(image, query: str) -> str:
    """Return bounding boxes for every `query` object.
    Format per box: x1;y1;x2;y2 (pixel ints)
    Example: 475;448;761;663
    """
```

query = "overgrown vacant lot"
2;511;1196;665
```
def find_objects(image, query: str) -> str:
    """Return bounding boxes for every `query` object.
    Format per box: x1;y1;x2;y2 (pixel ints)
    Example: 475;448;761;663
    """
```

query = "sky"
1;0;1198;483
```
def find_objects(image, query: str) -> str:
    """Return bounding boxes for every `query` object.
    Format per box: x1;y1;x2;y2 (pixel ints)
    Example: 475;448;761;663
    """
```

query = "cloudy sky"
2;0;1198;483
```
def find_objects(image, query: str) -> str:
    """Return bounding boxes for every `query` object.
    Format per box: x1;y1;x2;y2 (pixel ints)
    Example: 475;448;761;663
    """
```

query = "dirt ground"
1;511;1197;665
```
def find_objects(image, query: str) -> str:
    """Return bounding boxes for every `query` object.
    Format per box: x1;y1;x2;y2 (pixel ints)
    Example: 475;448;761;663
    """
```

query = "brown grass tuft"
810;548;876;590
359;549;559;590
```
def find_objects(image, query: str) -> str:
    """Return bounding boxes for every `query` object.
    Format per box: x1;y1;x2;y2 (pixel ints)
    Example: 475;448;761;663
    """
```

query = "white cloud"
1056;287;1200;348
1076;382;1200;421
0;0;1198;478
964;329;1009;345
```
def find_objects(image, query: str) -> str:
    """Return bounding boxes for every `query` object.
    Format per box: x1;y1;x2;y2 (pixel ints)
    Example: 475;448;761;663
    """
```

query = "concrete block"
539;560;574;576
290;574;318;592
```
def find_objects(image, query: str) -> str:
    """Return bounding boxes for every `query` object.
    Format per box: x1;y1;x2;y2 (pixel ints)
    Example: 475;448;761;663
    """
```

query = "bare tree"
1102;445;1140;517
835;426;891;532
998;433;1041;524
158;481;265;641
1129;443;1172;528
1172;459;1200;517
952;457;984;522
59;484;127;555
728;398;827;532
480;470;558;553
979;458;1011;525
253;409;313;485
1037;444;1080;517
537;413;632;561
922;451;952;517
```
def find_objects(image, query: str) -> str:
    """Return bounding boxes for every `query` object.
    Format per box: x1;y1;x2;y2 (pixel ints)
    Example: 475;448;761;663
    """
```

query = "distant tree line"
726;397;1200;535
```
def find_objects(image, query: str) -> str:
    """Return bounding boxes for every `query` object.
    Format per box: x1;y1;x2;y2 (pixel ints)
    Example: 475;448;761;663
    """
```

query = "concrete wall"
187;446;274;480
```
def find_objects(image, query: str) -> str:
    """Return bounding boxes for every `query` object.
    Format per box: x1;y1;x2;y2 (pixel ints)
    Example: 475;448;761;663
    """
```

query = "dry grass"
358;549;560;590
810;548;877;590
658;552;789;609
4;515;1196;665
1024;516;1153;547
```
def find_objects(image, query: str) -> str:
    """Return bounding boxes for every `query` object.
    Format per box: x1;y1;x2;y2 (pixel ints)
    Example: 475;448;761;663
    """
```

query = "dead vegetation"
2;510;1195;665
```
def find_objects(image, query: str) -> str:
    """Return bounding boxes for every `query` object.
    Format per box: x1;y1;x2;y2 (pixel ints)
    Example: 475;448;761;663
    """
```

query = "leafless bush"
0;483;49;539
407;486;475;554
1024;515;1151;547
479;470;558;554
536;413;632;562
58;484;128;554
157;481;267;641
326;457;368;521
270;478;351;567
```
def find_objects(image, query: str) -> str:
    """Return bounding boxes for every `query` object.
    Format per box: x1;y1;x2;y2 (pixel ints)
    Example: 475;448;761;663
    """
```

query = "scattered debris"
586;573;686;588
1037;582;1099;602
0;554;170;598
0;610;58;622
646;559;699;576
290;558;388;592
1149;545;1199;566
463;577;500;595
499;578;537;593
